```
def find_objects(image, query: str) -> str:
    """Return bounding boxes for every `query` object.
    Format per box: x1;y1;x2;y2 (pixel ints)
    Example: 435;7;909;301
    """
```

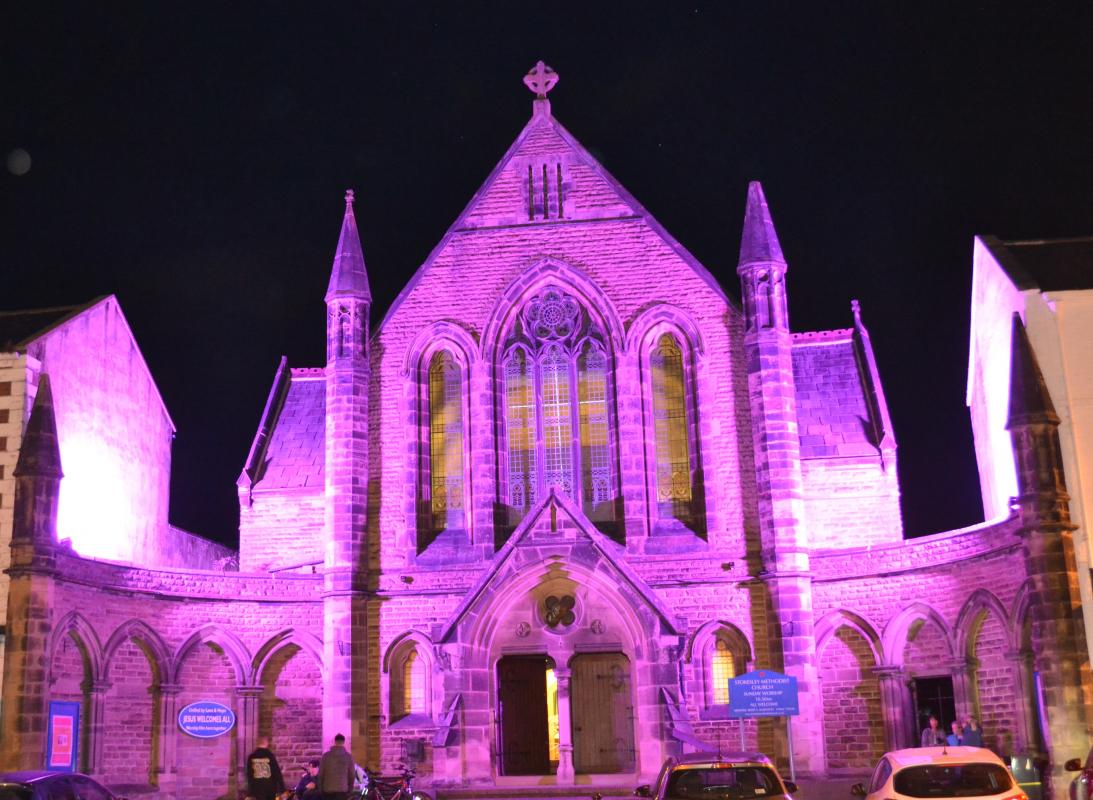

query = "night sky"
5;4;1093;547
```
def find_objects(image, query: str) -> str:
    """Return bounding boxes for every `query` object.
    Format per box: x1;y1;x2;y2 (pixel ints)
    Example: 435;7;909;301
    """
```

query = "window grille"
505;348;538;516
711;638;736;705
578;343;611;511
540;344;574;495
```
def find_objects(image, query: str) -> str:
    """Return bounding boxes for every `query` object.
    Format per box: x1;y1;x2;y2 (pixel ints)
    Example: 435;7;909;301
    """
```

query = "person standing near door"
920;715;946;747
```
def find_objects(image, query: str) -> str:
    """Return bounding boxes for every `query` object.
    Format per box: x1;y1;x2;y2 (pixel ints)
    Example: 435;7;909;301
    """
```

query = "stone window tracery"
500;287;617;529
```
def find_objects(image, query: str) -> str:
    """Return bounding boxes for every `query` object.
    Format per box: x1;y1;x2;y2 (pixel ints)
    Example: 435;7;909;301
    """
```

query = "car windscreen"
893;763;1014;797
0;785;32;800
666;765;782;799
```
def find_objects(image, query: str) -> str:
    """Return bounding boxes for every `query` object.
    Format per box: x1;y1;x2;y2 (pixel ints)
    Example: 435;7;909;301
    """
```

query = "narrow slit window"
542;164;549;219
556;163;564;218
528;165;535;220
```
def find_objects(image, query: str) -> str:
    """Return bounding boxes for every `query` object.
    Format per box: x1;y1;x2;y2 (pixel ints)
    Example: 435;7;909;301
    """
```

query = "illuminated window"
578;342;612;521
651;334;694;523
546;665;560;763
711;639;736;705
540;345;574;496
427;351;464;535
505;348;538;520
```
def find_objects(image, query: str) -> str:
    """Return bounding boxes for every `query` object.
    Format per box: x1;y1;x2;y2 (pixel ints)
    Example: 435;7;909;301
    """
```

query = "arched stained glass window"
540;344;574;496
578;342;612;517
651;334;693;520
427;351;464;533
505;348;537;517
500;286;618;533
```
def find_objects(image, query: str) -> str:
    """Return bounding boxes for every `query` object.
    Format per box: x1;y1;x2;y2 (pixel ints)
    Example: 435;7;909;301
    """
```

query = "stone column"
158;682;182;778
1005;651;1036;754
949;659;975;723
88;682;110;775
235;686;265;769
555;668;574;783
873;667;906;751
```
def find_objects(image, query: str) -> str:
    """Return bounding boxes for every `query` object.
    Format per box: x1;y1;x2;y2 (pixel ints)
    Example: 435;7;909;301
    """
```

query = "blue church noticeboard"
46;701;80;772
729;670;799;717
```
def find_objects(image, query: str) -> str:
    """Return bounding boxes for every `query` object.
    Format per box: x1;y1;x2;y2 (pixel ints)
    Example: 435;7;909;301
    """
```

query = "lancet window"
390;644;429;722
420;350;465;543
650;333;696;526
500;287;616;529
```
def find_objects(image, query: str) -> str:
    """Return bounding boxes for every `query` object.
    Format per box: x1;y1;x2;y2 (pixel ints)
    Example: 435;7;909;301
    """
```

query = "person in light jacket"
920;715;946;747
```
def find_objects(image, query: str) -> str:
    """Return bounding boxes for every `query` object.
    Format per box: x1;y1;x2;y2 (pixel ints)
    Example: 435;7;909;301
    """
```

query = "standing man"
246;736;285;800
962;716;984;747
318;733;356;800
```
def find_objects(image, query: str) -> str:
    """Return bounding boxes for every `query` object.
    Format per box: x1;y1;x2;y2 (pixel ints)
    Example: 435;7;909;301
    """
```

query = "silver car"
635;751;798;800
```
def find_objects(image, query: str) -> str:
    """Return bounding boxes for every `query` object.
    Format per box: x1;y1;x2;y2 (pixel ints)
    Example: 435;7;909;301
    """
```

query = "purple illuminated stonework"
1;63;1090;800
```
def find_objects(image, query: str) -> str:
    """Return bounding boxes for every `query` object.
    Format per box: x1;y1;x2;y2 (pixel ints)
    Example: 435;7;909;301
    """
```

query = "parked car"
0;772;126;800
635;751;798;800
852;747;1025;800
1065;747;1093;800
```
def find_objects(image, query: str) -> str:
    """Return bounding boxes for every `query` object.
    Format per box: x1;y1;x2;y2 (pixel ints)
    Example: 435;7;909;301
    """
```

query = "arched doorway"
570;652;634;774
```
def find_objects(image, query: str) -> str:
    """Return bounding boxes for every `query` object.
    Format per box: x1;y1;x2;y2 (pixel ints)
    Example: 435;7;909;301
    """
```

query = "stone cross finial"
851;298;861;321
345;188;355;206
523;60;559;98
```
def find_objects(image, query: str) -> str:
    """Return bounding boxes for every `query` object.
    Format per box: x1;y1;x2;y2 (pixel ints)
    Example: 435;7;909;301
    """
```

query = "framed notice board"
46;701;80;772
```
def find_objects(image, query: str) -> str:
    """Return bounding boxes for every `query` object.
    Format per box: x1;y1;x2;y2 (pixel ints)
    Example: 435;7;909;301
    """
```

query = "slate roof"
0;298;104;351
792;329;888;460
980;235;1093;292
240;364;326;491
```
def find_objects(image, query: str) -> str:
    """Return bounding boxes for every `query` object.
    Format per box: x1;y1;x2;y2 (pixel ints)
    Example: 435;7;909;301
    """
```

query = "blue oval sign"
178;701;235;738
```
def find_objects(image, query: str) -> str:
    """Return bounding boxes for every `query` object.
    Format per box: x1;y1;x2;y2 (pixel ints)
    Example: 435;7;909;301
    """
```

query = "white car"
852;747;1026;800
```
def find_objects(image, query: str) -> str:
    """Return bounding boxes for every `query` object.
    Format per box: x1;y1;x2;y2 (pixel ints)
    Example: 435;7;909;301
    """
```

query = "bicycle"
360;766;433;800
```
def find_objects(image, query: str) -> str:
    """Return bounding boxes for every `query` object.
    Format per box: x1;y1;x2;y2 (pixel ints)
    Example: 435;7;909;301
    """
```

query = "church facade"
2;64;1091;800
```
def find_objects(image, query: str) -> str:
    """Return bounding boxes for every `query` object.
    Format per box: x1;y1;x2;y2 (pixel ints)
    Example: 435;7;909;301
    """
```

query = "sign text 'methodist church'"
1;62;1090;800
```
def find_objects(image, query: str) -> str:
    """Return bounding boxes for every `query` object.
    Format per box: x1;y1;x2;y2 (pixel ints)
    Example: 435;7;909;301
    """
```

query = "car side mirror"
635;787;652;798
783;781;798;794
1066;759;1083;772
851;783;867;796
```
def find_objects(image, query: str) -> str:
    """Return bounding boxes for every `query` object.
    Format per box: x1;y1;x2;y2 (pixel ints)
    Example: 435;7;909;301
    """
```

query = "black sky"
4;3;1093;546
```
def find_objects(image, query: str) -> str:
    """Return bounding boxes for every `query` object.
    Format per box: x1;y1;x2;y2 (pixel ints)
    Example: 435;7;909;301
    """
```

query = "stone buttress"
0;375;61;770
323;190;371;752
1007;314;1093;799
737;183;823;774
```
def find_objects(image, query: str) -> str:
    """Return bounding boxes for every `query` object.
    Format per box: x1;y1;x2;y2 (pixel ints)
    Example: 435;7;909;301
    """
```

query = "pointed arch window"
390;644;430;723
651;334;694;524
500;287;617;531
419;350;466;546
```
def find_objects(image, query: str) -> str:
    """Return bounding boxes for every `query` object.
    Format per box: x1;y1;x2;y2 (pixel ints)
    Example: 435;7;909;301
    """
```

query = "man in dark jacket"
246;736;285;800
318;733;356;800
294;759;321;800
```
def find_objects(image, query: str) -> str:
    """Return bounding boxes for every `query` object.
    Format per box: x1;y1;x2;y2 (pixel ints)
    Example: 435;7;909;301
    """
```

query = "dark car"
1066;748;1093;800
635;751;798;800
0;772;125;800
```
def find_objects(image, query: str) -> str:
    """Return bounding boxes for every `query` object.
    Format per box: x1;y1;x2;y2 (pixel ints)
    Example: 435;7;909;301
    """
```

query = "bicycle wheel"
409;792;433;800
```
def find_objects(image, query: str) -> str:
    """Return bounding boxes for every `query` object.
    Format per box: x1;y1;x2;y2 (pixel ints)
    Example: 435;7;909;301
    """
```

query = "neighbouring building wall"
24;297;174;564
968;238;1027;520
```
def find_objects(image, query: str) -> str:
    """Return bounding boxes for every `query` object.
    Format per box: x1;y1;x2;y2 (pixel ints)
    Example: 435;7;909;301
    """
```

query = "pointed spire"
1007;314;1058;428
325;189;371;304
13;374;63;479
737;181;786;270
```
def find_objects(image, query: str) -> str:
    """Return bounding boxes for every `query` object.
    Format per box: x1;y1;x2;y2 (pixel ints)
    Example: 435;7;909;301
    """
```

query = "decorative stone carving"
515;621;531;638
543;595;576;628
590;618;605;635
522;288;580;343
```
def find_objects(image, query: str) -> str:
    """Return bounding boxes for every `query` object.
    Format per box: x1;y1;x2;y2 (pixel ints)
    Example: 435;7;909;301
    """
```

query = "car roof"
886;747;1007;768
0;771;69;784
674;751;776;767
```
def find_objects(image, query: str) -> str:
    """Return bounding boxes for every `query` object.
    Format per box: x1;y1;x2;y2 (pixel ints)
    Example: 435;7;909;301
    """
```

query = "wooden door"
497;656;551;775
571;653;635;774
